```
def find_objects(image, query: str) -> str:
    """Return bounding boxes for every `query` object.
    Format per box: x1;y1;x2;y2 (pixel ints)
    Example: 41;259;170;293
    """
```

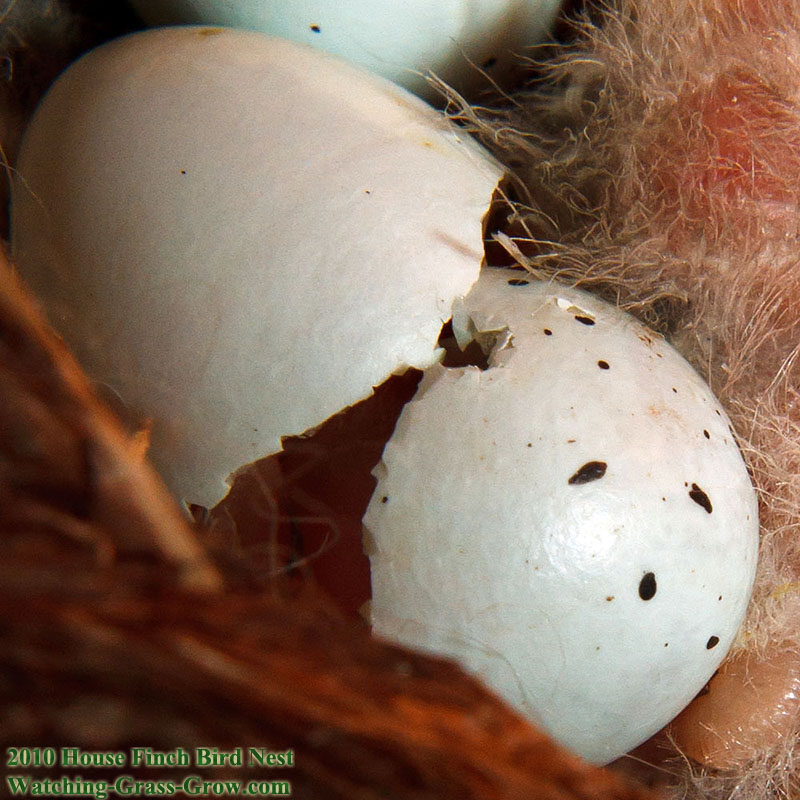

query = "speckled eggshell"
11;26;502;509
127;0;563;101
365;267;759;764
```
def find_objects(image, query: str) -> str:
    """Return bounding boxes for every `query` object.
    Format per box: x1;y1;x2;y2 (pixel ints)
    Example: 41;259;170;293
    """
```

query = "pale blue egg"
127;0;562;100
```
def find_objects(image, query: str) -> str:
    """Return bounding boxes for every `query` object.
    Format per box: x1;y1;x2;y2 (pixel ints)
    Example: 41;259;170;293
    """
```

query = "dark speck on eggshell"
310;24;321;32
639;572;657;600
707;635;720;649
568;461;607;485
689;483;713;513
598;360;610;369
575;315;595;326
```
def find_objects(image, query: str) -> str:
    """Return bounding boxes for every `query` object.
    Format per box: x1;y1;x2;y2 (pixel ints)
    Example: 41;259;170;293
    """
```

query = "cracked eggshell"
365;267;759;764
11;26;502;509
127;0;563;101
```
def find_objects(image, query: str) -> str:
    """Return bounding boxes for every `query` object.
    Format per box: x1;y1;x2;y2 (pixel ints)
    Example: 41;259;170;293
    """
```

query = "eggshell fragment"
127;0;563;101
11;26;502;509
365;267;759;764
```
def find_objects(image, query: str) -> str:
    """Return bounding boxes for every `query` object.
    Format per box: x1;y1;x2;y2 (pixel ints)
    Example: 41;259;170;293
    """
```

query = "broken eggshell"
126;0;563;101
11;26;503;509
365;267;759;764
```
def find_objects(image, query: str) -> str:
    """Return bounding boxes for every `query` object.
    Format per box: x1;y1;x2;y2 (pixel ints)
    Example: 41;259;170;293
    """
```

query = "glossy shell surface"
12;27;502;508
366;268;759;763
128;0;563;100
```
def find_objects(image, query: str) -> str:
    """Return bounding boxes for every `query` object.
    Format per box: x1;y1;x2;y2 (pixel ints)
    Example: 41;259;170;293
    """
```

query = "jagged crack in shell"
10;26;503;509
367;269;758;766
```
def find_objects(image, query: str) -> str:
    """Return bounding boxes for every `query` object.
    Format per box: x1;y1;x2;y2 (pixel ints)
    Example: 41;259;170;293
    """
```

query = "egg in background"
126;0;563;101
